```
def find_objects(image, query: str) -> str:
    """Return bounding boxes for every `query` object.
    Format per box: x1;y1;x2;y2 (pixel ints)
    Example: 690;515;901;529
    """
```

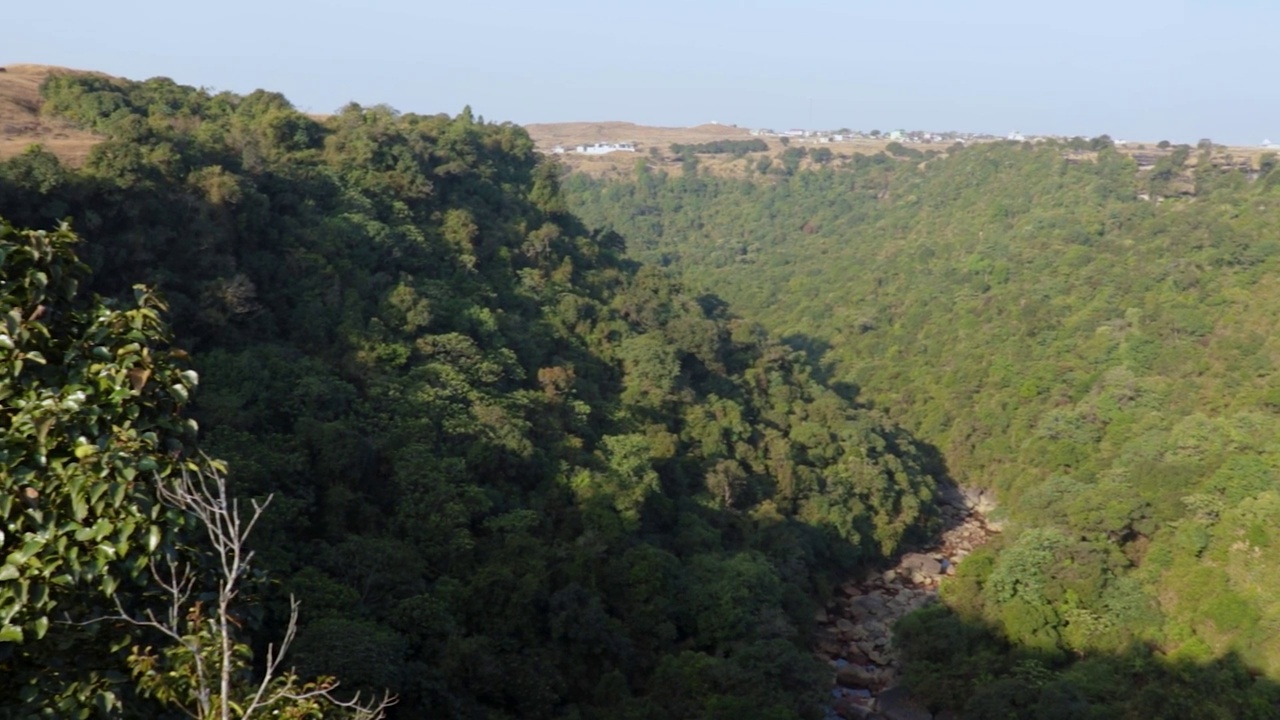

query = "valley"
566;131;1280;717
4;61;1280;719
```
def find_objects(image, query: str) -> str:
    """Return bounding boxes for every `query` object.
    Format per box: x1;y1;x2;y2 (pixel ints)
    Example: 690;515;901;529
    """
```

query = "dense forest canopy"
566;142;1280;717
0;72;943;718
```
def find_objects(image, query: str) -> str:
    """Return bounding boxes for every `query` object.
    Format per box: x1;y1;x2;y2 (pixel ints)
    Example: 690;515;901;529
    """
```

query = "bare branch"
76;461;395;719
145;462;396;719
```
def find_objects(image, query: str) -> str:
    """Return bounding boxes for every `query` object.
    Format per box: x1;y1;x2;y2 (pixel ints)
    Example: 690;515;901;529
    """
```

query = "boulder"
875;686;932;720
961;486;997;516
861;619;889;642
849;594;886;620
836;664;882;689
835;697;877;719
815;634;842;657
900;553;943;578
865;646;894;665
844;648;871;665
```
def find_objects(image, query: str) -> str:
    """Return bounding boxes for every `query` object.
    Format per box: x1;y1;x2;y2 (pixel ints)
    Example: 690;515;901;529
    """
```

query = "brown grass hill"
0;64;104;166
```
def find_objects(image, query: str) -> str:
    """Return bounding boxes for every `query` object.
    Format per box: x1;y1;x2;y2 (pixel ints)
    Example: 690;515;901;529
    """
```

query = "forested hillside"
0;72;943;718
567;142;1280;717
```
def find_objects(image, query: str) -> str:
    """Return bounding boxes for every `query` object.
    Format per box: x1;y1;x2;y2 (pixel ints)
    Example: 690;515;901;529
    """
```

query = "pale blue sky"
7;0;1275;144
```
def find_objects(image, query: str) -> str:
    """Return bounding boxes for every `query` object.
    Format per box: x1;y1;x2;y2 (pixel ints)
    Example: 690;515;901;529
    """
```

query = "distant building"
574;142;636;155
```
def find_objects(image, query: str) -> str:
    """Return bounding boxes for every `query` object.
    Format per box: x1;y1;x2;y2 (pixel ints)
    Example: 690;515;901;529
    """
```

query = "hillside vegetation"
0;72;942;718
566;141;1280;717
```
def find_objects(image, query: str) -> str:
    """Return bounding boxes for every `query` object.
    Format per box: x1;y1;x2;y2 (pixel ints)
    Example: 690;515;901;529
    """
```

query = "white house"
574;142;637;155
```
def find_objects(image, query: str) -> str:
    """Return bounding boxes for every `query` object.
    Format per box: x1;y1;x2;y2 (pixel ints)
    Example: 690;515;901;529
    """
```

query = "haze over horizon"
7;0;1277;145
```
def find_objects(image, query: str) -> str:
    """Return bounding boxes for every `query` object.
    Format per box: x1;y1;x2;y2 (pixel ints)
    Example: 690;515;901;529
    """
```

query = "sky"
6;0;1276;145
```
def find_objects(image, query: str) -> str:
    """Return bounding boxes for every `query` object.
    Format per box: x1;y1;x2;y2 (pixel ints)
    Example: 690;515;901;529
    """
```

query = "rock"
835;697;877;719
815;607;830;624
900;553;943;578
836;664;882;688
835;698;877;719
849;594;886;620
961;486;996;514
875;686;932;720
816;634;842;657
836;618;858;636
882;569;899;583
844;648;871;665
865;646;893;665
862;619;889;641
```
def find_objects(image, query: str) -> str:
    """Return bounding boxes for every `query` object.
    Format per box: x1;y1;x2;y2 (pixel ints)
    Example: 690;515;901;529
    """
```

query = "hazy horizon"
8;0;1276;146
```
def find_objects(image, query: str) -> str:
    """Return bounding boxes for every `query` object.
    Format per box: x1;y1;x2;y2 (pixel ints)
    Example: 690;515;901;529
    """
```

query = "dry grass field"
524;120;754;149
0;64;102;166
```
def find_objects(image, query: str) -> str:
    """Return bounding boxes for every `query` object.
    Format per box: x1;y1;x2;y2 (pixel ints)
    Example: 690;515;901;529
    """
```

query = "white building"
574;142;637;155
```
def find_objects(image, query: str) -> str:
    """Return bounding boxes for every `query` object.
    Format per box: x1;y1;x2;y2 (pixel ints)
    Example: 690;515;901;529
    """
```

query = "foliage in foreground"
0;220;391;718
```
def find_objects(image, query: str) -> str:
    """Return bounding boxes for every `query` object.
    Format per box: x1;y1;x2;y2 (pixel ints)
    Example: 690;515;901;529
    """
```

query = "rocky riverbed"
817;486;1001;720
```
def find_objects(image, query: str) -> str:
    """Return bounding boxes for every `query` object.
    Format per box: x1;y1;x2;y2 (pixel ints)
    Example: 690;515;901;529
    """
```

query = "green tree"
1;219;204;712
0;219;394;717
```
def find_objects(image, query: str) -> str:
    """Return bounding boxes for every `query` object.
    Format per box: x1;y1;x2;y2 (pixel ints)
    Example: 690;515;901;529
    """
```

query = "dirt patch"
0;64;104;167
